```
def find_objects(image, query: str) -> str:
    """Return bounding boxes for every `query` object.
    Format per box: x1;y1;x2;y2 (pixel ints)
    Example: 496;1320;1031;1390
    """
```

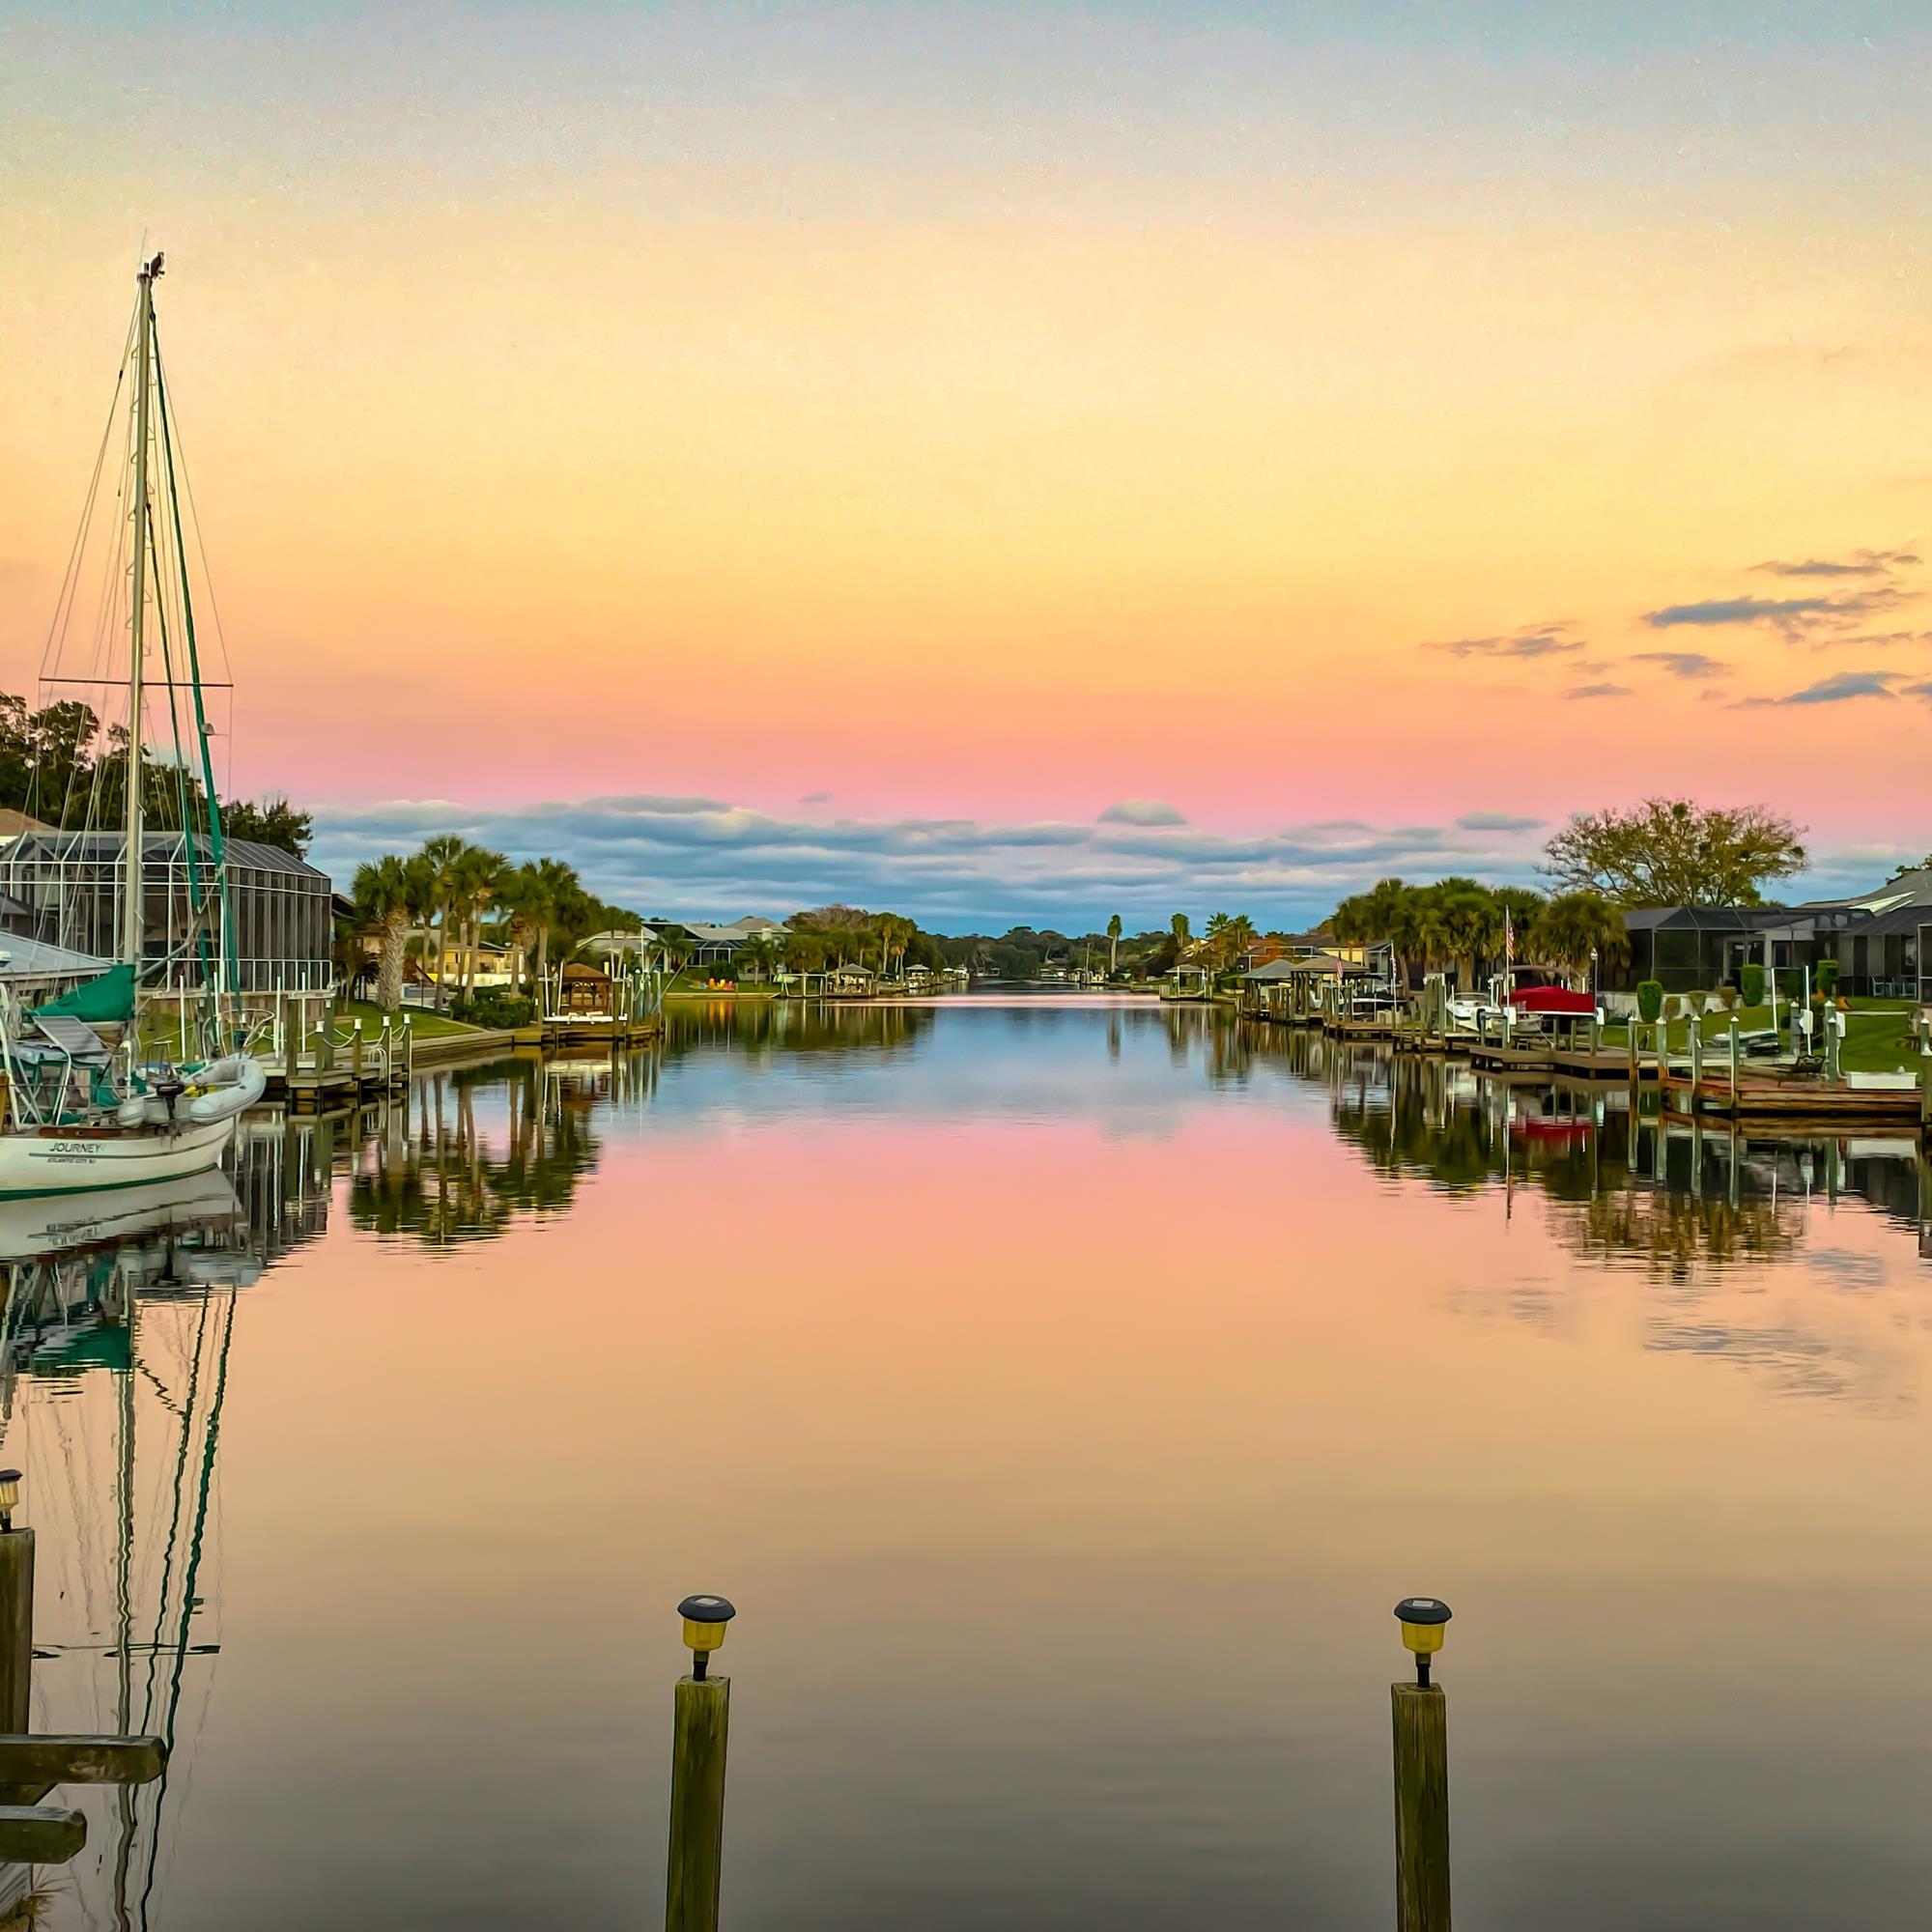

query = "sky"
4;1;1931;930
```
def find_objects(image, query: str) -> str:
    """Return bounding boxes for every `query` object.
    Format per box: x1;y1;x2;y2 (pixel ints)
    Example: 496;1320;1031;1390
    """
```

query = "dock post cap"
678;1594;736;1625
1394;1597;1451;1627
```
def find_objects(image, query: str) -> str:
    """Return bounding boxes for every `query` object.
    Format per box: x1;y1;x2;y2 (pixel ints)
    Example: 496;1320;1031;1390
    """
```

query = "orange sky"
4;6;1930;921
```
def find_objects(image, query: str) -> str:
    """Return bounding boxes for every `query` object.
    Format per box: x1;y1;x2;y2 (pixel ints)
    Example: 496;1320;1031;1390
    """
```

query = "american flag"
1504;907;1515;977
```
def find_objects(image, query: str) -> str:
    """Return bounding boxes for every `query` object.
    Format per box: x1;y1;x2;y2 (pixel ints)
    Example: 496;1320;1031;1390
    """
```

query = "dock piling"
667;1595;735;1932
0;1473;29;1745
1391;1598;1452;1932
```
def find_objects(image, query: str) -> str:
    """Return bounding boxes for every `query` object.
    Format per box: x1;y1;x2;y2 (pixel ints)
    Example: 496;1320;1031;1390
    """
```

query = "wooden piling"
0;1512;34;1810
667;1674;730;1932
1391;1683;1450;1932
0;1523;30;1739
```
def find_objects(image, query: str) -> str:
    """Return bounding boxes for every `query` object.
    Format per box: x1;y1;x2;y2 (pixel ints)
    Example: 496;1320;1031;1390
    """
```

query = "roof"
1;830;327;880
680;923;755;946
1242;958;1300;981
1621;905;1764;932
0;810;52;838
1860;901;1932;938
0;933;118;981
727;915;784;931
1508;985;1595;1014
560;959;611;980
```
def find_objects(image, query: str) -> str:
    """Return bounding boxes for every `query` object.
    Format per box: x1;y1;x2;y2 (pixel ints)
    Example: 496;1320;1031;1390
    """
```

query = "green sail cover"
32;962;137;1025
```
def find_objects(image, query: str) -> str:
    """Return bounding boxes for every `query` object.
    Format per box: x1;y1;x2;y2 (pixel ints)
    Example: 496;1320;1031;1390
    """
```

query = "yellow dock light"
1395;1597;1452;1686
679;1594;736;1680
0;1469;20;1532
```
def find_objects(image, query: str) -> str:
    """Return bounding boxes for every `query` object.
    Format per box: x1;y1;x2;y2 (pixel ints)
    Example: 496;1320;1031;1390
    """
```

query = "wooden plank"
0;1804;86;1863
0;1735;165;1785
1392;1682;1450;1932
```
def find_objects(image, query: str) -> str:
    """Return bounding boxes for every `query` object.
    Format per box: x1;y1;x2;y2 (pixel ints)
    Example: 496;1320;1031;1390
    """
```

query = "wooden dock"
1662;1068;1928;1126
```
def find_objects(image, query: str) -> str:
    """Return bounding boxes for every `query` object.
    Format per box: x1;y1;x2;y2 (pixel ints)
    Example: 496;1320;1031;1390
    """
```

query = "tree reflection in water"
660;996;937;1064
1236;1020;1927;1270
349;1053;624;1247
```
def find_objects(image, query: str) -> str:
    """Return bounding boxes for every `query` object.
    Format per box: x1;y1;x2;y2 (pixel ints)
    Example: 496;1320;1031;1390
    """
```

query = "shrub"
1686;989;1708;1016
1815;959;1840;999
1741;962;1765;1007
1636;980;1665;1024
448;992;536;1030
1716;985;1739;1013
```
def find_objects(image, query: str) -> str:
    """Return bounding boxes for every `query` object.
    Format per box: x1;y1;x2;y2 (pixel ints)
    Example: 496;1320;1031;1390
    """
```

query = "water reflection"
0;1005;1922;1930
346;1053;650;1247
0;1118;329;1931
1238;1021;1932;1267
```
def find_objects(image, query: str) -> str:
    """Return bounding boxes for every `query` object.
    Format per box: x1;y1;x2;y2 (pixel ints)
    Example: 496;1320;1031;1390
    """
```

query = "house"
1618;867;1932;999
581;927;653;963
435;937;525;988
646;917;786;965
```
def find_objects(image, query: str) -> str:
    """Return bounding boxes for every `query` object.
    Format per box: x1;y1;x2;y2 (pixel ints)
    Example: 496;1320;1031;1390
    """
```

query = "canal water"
4;993;1929;1930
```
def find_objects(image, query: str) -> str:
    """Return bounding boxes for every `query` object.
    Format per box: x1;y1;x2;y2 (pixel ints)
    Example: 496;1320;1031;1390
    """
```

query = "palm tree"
1106;913;1122;977
450;845;508;1000
1170;911;1191;967
741;933;779;983
1526;892;1628;987
1220;912;1258;970
419;833;467;1012
354;854;432;1013
505;856;577;1002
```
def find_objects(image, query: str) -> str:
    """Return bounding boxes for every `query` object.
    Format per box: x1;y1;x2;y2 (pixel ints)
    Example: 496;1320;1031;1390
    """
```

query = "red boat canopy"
1508;985;1596;1015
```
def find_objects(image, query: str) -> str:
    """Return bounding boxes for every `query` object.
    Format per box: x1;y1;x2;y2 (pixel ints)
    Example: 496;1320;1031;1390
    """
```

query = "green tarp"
31;962;137;1025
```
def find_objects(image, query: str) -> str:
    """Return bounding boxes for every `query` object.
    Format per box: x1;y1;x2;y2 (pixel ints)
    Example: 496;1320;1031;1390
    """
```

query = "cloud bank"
310;795;1557;933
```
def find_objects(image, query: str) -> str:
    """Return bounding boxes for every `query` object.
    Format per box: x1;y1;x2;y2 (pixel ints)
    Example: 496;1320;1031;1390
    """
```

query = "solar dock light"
668;1595;736;1932
1390;1597;1454;1932
0;1471;19;1535
1395;1596;1452;1687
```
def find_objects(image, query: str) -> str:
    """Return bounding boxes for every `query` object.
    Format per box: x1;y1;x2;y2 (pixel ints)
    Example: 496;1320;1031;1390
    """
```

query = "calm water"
5;994;1930;1930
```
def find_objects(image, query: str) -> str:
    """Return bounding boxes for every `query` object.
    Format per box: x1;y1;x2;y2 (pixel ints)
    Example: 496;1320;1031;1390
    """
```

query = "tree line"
0;690;313;856
350;838;639;1014
1321;799;1816;988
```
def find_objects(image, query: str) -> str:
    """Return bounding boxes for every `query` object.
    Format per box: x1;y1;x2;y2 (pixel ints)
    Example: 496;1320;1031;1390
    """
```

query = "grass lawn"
662;970;780;999
1604;999;1927;1074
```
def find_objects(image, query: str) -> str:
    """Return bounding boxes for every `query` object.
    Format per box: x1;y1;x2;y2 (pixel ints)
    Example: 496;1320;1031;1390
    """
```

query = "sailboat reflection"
0;1154;279;1929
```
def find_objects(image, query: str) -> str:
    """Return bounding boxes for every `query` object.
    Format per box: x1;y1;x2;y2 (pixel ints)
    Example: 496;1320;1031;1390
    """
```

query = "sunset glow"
5;4;1930;922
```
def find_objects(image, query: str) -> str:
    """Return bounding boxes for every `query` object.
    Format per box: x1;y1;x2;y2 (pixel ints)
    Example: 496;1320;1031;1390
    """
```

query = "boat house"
558;959;613;1013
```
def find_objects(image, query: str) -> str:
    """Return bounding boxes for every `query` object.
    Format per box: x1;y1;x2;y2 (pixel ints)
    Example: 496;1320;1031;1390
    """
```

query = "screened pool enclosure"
0;832;333;997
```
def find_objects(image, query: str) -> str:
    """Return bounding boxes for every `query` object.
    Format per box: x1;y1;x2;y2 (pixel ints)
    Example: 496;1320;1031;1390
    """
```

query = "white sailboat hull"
0;1117;236;1200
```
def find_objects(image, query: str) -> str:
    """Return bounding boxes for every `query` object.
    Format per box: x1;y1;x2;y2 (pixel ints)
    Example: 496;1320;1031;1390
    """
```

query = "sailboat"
0;254;265;1197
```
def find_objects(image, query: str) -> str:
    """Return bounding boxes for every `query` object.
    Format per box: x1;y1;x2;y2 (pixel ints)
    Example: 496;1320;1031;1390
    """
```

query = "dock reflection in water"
0;1000;1924;1930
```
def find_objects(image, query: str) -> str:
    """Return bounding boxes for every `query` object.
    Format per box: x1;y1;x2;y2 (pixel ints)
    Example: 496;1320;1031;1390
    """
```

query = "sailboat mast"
123;253;162;971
